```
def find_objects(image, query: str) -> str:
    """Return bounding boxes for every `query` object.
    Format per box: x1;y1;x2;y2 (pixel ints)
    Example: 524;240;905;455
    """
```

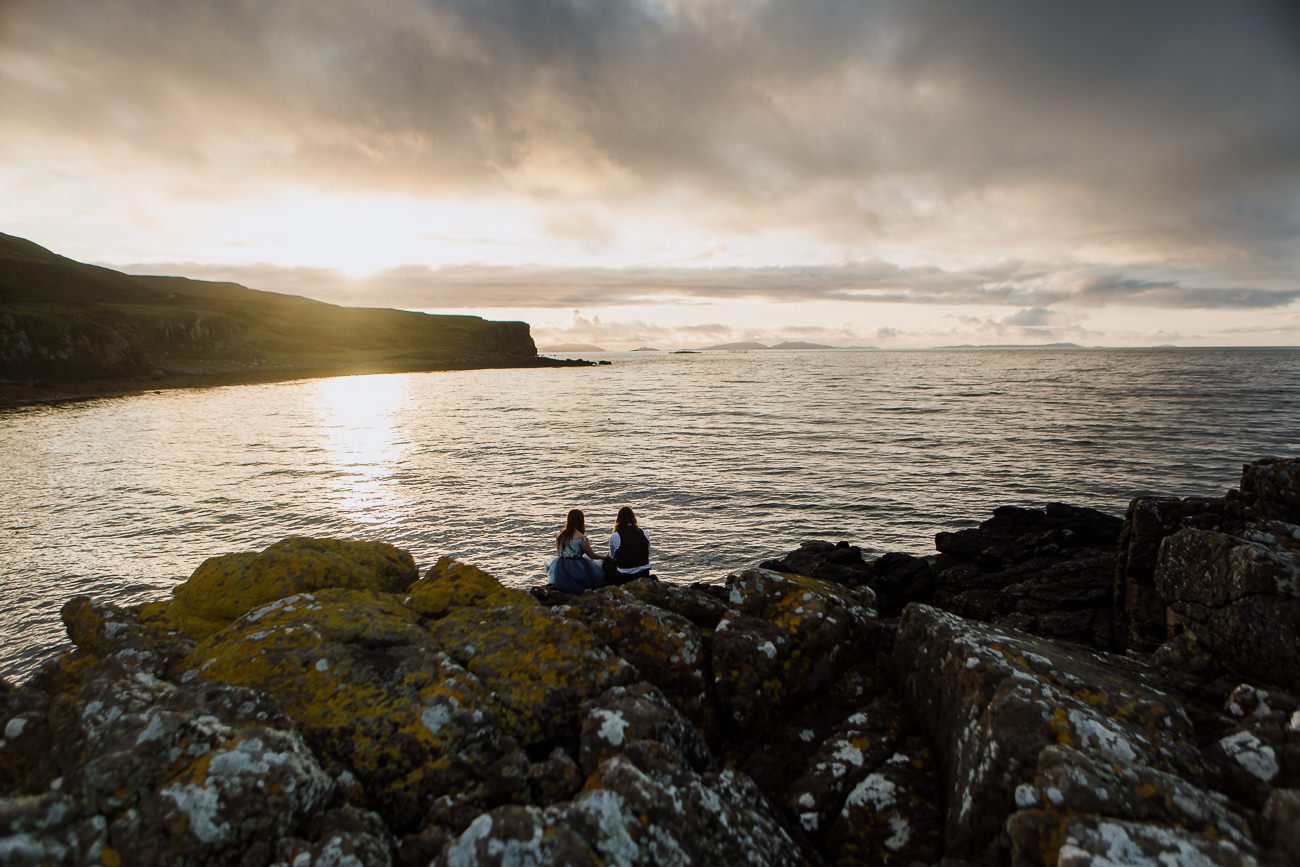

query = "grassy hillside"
0;233;544;398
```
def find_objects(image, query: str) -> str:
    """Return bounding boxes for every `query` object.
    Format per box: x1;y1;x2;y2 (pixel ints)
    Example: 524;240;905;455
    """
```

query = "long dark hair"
614;506;637;533
557;508;585;550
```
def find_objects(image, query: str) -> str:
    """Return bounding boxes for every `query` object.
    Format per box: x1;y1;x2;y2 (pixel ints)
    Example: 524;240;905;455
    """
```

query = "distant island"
631;346;661;352
0;233;587;407
700;341;834;351
537;342;607;353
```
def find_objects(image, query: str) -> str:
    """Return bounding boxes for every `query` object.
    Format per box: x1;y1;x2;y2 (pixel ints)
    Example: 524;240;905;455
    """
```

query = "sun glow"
314;374;412;525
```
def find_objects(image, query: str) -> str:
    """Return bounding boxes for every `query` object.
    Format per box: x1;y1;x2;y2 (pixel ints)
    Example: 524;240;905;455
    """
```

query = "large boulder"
563;588;715;737
1157;525;1300;691
0;655;333;866
183;588;526;832
146;537;418;639
895;604;1211;861
1242;457;1300;524
712;569;876;736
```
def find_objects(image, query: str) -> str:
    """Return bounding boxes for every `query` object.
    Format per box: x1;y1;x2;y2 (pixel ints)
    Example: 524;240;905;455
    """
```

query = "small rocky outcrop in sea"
2;457;1299;865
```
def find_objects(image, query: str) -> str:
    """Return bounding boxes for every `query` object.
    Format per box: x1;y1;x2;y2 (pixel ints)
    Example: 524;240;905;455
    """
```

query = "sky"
2;0;1299;349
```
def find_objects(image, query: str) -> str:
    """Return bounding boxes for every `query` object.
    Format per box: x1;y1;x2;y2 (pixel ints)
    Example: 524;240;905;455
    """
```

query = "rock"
0;654;333;866
564;589;715;736
1157;526;1300;690
618;577;729;629
824;743;941;866
895;603;1202;860
183;588;526;832
712;569;876;735
154;537;419;639
273;805;395;867
925;503;1123;646
439;755;805;866
759;540;873;589
578;684;710;776
426;601;636;750
1263;788;1300;862
407;557;534;618
60;596;191;678
1242;456;1300;524
1111;496;1231;652
1054;816;1258;866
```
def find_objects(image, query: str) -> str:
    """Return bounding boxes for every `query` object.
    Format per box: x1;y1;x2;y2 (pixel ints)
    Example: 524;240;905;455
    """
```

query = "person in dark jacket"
605;505;651;585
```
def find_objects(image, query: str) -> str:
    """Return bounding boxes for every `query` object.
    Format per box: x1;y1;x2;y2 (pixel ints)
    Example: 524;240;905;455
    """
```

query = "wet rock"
713;569;876;735
759;540;873;588
151;537;419;639
895;603;1200;860
1158;526;1300;690
564;589;715;736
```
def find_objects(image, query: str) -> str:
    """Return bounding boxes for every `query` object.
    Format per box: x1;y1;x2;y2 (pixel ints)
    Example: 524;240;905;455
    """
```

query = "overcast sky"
3;0;1298;348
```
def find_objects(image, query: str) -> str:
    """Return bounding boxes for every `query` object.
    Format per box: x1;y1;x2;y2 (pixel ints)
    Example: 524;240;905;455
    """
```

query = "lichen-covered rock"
406;557;534;619
1242;456;1300;524
713;569;876;734
440;755;806;866
272;805;395;867
895;604;1201;859
824;744;941;866
1006;744;1256;865
578;684;710;775
1263;788;1300;862
1;655;333;866
1158;526;1300;690
184;588;526;831
1055;816;1258;867
159;537;418;639
616;577;729;629
426;602;636;748
564;589;714;736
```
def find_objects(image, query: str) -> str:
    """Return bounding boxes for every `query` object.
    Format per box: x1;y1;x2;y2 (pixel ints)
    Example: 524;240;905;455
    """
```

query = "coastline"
0;355;597;410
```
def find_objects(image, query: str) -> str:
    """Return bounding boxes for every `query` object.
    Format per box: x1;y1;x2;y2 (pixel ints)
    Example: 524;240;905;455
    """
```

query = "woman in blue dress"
547;508;608;594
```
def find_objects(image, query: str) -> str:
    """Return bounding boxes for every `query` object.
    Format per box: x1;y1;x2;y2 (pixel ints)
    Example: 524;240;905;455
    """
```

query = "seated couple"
547;506;652;594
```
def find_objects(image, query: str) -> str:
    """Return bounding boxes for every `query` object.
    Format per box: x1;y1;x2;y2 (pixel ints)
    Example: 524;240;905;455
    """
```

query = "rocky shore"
2;458;1298;865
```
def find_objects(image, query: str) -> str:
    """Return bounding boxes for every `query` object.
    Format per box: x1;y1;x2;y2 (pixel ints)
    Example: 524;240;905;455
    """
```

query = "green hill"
0;233;551;402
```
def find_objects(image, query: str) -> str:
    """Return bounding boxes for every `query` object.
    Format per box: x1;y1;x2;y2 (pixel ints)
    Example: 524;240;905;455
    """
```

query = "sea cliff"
2;459;1298;865
0;233;586;407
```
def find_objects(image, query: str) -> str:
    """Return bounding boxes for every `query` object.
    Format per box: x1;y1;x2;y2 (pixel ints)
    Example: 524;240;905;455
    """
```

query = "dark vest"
614;527;649;571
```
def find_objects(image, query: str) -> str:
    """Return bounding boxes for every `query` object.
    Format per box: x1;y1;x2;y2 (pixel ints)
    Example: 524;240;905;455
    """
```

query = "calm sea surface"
3;348;1298;681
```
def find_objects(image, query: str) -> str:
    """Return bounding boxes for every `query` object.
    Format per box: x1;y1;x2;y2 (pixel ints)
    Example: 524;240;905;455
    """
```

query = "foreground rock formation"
3;459;1299;865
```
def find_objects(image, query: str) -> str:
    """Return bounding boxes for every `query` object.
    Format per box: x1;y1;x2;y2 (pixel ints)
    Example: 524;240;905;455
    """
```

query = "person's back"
608;505;651;584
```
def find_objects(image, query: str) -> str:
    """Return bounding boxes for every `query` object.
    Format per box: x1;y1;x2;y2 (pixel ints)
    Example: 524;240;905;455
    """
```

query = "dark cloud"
5;0;1300;310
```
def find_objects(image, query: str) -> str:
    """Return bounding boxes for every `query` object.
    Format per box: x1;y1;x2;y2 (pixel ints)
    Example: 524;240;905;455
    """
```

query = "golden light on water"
313;374;411;525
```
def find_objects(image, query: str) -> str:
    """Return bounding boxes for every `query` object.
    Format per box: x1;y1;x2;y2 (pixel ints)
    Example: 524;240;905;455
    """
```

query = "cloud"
5;0;1299;278
122;258;1300;312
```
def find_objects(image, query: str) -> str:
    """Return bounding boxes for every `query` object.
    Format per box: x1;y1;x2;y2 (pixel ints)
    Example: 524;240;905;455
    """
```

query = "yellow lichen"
405;557;535;619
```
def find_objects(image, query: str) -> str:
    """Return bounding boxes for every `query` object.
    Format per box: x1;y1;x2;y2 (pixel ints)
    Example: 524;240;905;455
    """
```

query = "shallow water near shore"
2;347;1298;682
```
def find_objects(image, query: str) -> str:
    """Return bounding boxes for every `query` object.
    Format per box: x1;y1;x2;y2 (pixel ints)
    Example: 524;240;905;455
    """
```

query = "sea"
2;347;1298;683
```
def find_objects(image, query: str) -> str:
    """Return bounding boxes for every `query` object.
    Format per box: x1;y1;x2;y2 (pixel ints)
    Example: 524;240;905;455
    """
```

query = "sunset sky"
2;0;1298;349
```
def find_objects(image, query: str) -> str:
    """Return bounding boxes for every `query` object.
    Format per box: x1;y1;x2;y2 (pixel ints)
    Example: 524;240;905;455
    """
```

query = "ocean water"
2;347;1298;682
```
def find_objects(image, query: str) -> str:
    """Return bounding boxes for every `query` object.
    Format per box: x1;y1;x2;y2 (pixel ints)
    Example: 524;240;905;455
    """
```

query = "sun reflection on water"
313;374;411;526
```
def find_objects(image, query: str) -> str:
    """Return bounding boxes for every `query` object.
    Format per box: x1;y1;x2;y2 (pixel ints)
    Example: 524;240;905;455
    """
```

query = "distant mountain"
701;341;769;350
538;342;606;353
631;347;661;352
937;342;1085;350
0;232;556;404
770;341;832;350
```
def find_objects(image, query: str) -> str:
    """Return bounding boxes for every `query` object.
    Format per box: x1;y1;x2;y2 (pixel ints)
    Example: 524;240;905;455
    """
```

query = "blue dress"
547;535;606;594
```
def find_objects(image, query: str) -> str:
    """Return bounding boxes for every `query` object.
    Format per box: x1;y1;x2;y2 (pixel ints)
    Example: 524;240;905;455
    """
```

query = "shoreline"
0;354;598;410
